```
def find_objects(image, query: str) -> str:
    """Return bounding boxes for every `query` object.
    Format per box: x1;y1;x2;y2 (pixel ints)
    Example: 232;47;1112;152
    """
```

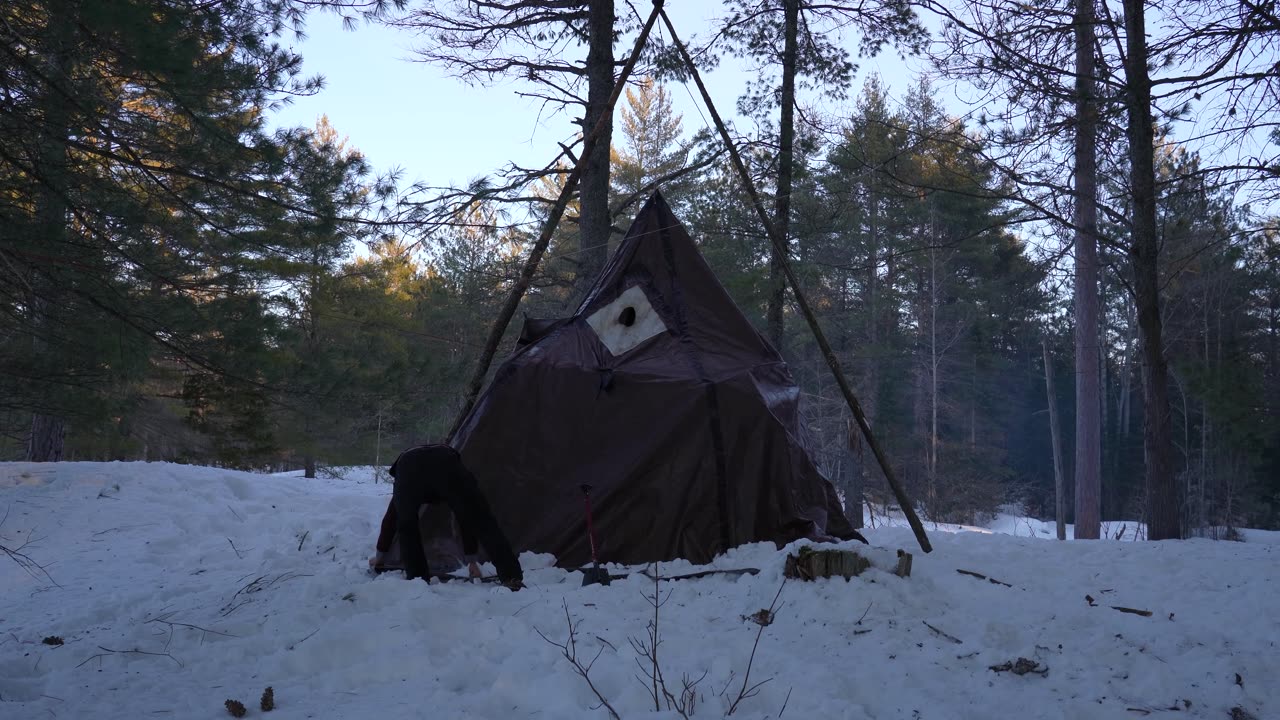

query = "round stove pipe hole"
618;306;637;327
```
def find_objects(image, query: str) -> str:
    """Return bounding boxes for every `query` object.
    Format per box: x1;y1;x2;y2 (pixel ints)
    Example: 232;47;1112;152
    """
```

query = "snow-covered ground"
2;462;1276;720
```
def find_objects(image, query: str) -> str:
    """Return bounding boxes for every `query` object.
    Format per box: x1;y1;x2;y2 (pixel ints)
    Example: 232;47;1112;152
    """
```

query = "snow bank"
2;462;1276;719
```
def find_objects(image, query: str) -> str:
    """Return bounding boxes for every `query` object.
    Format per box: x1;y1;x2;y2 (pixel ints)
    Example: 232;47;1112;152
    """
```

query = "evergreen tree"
710;0;925;352
0;0;324;460
807;79;1046;524
609;77;701;223
389;0;627;301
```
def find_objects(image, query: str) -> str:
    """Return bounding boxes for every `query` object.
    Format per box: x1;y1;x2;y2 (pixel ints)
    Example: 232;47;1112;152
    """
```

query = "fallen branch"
956;569;1013;587
76;645;183;669
1125;700;1192;715
852;603;874;637
287;628;320;651
227;538;245;560
1085;595;1153;617
923;621;963;645
1112;606;1154;617
0;506;59;587
1;540;56;585
92;524;155;536
297;530;309;551
855;602;873;625
221;572;312;616
146;614;238;646
989;657;1048;677
638;567;760;582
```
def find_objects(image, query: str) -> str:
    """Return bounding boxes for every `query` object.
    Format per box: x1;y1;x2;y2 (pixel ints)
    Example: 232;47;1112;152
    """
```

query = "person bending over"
371;444;524;590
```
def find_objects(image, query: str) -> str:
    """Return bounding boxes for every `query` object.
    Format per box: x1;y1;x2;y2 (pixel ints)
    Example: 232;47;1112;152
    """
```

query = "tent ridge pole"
658;7;932;553
446;0;667;442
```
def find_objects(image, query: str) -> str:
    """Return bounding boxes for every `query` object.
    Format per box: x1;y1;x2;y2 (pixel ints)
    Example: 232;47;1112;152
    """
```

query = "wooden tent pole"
446;0;667;442
659;8;932;553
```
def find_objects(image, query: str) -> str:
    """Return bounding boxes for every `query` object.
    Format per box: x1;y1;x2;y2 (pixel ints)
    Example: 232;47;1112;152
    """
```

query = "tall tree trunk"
28;414;66;463
767;0;799;352
928;247;940;508
865;178;880;425
1119;300;1135;437
376;404;384;483
970;354;977;447
1122;0;1181;540
26;7;75;463
1072;0;1102;539
304;269;320;479
1043;341;1067;540
843;419;865;529
838;267;865;530
575;0;616;298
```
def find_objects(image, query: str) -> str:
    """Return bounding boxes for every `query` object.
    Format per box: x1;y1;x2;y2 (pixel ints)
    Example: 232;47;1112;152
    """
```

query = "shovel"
579;484;611;587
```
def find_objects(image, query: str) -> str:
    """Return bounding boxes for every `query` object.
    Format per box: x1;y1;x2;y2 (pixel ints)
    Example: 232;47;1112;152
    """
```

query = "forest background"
3;0;1278;537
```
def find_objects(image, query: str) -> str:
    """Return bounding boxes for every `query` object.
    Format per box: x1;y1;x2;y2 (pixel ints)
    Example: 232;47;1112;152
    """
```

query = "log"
783;546;908;581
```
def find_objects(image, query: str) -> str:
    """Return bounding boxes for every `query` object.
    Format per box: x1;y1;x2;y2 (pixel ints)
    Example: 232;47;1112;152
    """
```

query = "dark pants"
391;446;523;584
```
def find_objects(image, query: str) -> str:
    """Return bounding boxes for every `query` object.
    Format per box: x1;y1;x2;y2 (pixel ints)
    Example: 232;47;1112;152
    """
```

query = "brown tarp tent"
446;192;859;567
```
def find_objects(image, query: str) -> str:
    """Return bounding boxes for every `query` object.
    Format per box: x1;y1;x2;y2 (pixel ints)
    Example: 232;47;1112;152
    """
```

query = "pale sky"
271;5;923;193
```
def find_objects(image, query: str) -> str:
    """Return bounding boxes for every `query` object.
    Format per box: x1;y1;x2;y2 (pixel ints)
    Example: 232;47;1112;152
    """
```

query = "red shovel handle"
581;484;599;564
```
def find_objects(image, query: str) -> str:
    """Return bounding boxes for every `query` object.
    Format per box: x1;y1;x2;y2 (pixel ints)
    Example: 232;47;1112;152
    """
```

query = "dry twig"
629;564;703;718
76;645;183;669
956;568;1013;587
535;600;620;720
221;572;311;616
1;505;59;586
726;581;786;716
1085;595;1153;616
923;621;963;645
146;613;237;646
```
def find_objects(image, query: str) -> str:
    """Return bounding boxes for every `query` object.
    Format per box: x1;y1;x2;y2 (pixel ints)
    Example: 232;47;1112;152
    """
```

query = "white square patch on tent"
586;284;669;356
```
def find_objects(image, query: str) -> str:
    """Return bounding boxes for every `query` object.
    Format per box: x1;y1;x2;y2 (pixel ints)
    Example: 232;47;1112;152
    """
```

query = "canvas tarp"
450;192;858;567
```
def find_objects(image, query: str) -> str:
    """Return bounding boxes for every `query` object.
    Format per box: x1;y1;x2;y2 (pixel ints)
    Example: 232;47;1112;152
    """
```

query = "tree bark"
25;7;75;463
1119;300;1135;437
767;0;799;352
842;424;866;529
575;0;616;299
1072;0;1102;539
27;414;66;462
928;247;940;512
1043;341;1067;541
1122;0;1182;540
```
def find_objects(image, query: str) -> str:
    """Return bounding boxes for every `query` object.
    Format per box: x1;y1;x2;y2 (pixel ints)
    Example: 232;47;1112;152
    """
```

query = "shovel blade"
580;566;612;587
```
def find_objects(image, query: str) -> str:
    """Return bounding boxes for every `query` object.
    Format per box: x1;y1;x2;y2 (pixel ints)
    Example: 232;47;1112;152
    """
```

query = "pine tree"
710;0;926;353
0;0;326;460
389;0;624;302
610;78;697;222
